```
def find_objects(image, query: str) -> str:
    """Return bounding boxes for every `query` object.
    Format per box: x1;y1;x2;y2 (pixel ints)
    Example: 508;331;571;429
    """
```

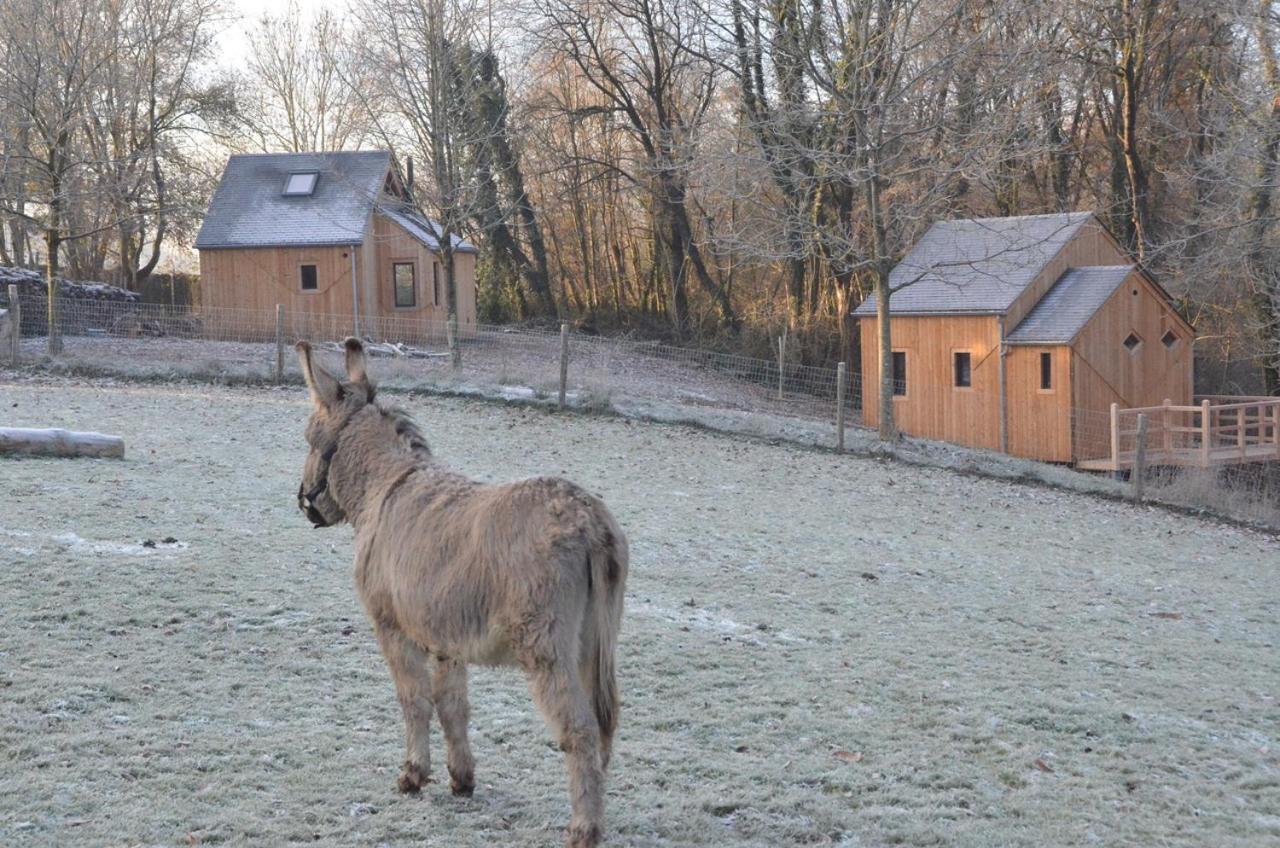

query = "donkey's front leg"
372;621;435;794
432;658;476;797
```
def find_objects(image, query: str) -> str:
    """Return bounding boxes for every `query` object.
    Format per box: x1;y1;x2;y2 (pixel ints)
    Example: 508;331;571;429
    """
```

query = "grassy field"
1;376;1277;846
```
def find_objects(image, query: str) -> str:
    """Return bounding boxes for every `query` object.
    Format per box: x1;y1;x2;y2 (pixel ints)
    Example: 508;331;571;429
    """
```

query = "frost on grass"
0;378;1277;847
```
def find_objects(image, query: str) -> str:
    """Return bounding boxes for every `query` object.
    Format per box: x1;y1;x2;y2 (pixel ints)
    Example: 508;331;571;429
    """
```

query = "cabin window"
953;352;972;388
892;351;907;396
1123;332;1142;353
299;264;317;291
1162;330;1178;350
282;171;318;196
1039;352;1053;390
433;262;441;306
393;262;416;307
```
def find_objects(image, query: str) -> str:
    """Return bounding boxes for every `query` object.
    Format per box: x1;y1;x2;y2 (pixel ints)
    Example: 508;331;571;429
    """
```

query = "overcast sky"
214;0;334;70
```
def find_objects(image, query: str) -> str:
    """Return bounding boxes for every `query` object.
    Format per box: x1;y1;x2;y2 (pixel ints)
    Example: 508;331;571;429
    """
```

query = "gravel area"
1;377;1277;847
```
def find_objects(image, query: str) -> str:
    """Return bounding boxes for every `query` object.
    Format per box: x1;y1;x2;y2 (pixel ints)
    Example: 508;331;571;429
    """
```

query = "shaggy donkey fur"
295;339;628;848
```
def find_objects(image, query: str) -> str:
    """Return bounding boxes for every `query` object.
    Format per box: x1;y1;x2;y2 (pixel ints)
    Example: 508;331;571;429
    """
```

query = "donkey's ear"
296;340;344;408
343;337;372;390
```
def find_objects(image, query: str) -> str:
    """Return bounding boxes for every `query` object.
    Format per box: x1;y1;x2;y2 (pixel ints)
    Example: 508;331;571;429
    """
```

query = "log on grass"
0;427;125;458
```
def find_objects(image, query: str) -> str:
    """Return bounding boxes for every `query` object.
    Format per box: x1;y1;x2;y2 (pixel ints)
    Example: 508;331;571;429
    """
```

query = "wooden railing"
1080;396;1280;470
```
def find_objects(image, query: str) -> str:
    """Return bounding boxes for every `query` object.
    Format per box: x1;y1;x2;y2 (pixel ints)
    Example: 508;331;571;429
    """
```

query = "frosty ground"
1;378;1277;847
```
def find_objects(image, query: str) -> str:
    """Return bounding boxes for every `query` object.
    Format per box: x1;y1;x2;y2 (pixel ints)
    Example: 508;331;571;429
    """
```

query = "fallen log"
0;427;125;459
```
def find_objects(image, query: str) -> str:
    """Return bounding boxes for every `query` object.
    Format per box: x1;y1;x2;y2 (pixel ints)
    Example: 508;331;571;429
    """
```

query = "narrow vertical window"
892;351;907;396
1040;351;1053;390
299;264;317;291
953;352;972;388
432;262;440;306
393;262;416;307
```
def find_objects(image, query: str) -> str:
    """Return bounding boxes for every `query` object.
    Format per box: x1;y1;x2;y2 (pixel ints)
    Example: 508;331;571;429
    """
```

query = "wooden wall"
370;214;477;332
1005;345;1073;462
199;243;357;316
198;214;478;341
859;314;1003;450
1069;268;1195;461
1004;218;1130;332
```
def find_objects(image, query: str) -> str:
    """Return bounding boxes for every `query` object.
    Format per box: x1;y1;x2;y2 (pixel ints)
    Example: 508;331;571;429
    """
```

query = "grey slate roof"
379;203;479;254
195;150;476;253
852;212;1095;316
1005;265;1133;344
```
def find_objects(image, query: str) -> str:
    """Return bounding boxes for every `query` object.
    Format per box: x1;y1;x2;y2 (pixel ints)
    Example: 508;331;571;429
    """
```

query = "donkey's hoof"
565;822;602;848
397;761;430;794
448;769;475;797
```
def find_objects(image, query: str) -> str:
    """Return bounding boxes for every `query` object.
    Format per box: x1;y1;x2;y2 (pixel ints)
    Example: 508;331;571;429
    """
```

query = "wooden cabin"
853;212;1195;464
195;150;477;340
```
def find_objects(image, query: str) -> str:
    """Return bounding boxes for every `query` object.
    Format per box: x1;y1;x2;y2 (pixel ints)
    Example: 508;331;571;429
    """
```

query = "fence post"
275;304;284;384
1161;398;1172;456
7;284;19;366
776;331;786;400
1200;398;1212;467
1132;413;1148;503
1109;402;1119;470
835;361;847;452
558;322;570;409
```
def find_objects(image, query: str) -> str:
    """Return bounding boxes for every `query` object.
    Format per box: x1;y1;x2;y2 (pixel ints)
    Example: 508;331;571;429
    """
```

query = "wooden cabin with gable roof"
853;212;1195;464
196;150;477;337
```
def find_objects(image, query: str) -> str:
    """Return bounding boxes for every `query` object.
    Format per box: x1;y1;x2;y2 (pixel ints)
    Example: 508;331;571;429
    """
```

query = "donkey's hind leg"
525;661;607;848
373;621;435;794
431;658;475;797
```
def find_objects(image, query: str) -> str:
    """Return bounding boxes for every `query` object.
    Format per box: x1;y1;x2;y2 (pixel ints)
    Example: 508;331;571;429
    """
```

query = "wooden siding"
199;243;358;316
1069;268;1194;461
859;314;1003;450
198;214;478;340
370;214;477;331
1004;217;1129;333
1005;345;1073;462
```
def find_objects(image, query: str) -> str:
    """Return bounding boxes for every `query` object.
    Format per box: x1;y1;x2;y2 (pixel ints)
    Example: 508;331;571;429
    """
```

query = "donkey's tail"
585;501;628;768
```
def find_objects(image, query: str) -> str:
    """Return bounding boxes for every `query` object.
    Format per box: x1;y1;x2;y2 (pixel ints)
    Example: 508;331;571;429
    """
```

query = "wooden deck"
1078;396;1280;471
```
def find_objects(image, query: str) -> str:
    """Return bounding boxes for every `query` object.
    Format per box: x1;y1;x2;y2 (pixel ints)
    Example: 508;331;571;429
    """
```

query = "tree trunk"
875;272;894;440
45;229;62;355
1248;0;1280;393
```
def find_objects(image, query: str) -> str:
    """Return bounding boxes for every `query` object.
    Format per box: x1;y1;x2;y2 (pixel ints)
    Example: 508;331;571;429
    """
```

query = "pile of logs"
0;266;141;336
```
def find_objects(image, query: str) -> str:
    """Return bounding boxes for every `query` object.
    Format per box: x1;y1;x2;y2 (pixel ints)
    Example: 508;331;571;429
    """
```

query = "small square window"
1040;351;1053;390
1161;330;1178;349
953;352;972;388
892;351;907;396
394;262;416;307
1123;332;1141;352
283;171;318;196
299;264;317;291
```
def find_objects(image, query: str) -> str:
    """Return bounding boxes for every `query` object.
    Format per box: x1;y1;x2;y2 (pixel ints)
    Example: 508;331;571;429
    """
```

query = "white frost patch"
628;597;808;645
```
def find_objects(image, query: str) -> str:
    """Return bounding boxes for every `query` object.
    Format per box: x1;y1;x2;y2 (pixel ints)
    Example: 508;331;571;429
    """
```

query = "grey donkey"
295;338;628;847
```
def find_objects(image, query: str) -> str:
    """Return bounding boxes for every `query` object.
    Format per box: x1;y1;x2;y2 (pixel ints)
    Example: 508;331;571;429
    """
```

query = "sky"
214;0;334;71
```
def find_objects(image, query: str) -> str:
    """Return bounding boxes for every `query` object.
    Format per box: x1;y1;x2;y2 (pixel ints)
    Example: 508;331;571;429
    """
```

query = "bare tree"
242;1;375;153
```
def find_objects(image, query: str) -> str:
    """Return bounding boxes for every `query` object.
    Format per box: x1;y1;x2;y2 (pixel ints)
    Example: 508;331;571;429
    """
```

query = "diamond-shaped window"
1161;330;1178;349
1123;332;1141;352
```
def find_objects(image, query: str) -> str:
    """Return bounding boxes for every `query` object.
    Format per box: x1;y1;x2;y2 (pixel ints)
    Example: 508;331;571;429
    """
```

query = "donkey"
294;338;628;848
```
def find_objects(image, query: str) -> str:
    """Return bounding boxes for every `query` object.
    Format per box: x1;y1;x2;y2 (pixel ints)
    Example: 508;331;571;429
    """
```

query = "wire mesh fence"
1;297;864;431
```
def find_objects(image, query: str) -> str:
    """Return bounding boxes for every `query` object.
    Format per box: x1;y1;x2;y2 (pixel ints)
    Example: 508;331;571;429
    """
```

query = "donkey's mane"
378;402;431;456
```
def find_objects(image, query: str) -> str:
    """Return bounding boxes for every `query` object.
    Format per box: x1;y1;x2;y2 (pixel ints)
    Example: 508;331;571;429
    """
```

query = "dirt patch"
1;378;1277;846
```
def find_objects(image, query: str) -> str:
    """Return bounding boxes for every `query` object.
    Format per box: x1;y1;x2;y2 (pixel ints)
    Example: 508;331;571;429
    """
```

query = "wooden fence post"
776;331;786;400
558;323;569;409
1162;398;1172;456
1132;413;1148;503
1200;399;1212;467
836;361;847;452
7;284;19;366
1109;402;1119;470
275;304;284;384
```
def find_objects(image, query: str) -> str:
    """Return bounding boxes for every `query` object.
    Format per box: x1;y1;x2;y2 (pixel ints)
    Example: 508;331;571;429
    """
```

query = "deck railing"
1084;396;1280;470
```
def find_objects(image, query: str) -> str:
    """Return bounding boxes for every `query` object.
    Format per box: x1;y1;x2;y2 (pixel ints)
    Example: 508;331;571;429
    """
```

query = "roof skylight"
283;171;318;196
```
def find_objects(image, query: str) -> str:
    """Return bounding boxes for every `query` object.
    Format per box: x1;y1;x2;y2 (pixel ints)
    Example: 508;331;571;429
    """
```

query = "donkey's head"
295;338;376;528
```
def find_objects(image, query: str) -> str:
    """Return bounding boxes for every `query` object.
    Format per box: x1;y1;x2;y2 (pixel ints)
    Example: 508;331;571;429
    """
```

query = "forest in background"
2;0;1279;394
